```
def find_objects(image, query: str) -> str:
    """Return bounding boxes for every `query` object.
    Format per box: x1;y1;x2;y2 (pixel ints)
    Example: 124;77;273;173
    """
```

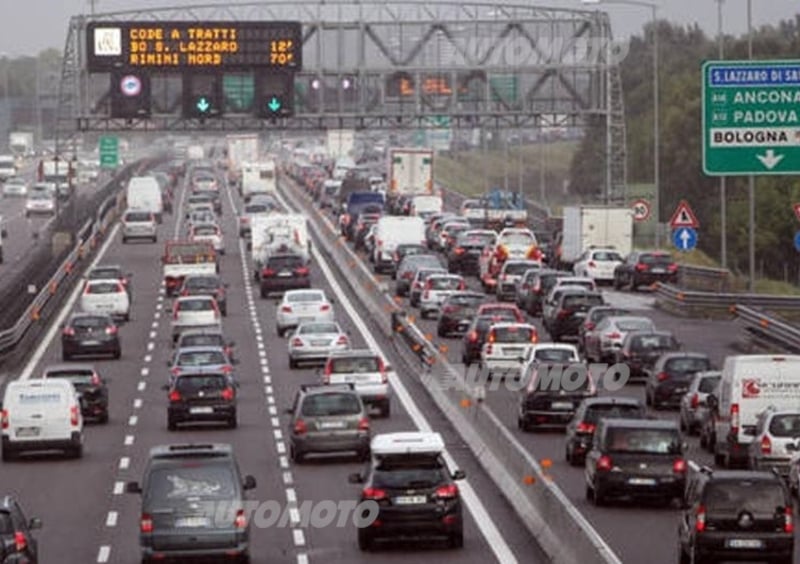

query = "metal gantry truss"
56;0;627;193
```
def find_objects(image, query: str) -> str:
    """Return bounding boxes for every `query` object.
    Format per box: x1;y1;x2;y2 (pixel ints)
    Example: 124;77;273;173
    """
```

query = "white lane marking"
151;321;158;329
293;530;306;547
286;488;297;503
137;381;146;392
19;224;121;381
113;481;124;495
124;435;134;446
297;555;309;564
140;367;149;377
263;375;271;384
149;331;157;339
96;545;111;563
271;417;280;428
308;229;519;564
267;396;275;405
128;415;138;426
147;342;154;351
289;508;301;526
133;398;142;409
276;441;285;454
266;385;273;394
279;456;289;469
269;406;277;416
273;429;283;440
119;457;130;470
144;354;152;363
105;511;118;527
154;311;161;320
283;471;293;485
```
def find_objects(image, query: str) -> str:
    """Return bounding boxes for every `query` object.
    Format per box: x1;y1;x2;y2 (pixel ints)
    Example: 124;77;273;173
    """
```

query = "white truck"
226;134;259;186
326;129;355;159
8;132;34;158
0;155;16;180
559;205;634;269
387;147;434;200
241;160;277;202
250;214;310;277
187;144;205;160
161;241;218;296
42;160;70;198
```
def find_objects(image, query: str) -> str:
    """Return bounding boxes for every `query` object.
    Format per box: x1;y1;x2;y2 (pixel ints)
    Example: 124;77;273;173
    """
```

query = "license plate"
394;495;427;505
319;421;346;429
651;268;665;274
628;477;656;486
574;312;587;318
504;347;524;355
726;539;763;549
175;517;211;528
675;388;688;394
190;407;214;414
278;271;292;277
551;402;573;410
15;427;39;437
311;340;330;346
82;340;101;346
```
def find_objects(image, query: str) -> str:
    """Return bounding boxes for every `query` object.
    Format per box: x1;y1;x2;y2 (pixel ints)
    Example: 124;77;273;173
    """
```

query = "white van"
2;379;84;460
332;156;356;180
241;160;277;202
372;216;426;273
409;195;443;220
126;176;164;223
711;354;800;467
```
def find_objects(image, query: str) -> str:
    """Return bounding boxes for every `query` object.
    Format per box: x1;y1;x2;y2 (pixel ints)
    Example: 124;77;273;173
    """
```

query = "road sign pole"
747;0;755;292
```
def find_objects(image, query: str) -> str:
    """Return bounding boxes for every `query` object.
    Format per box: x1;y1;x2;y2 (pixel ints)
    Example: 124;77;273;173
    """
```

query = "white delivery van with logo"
126;176;165;223
711;354;800;468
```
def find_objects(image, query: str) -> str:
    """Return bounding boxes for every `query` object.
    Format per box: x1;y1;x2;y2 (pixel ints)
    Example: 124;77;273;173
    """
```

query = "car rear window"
87;281;122;294
492;326;534;343
768;414;800;437
125;211;152;222
604;428;681;454
181;335;224;348
329;357;380;373
177;350;227;366
287;292;324;303
185;277;219;290
540;274;566;291
698;375;721;393
301;393;361;416
373;460;448;489
505;262;540;276
178;299;214;311
146;464;236;501
299;323;338;335
193;225;219;236
666;357;710;373
703;481;786;513
640;253;672;265
533;348;576;362
447;294;484;307
245;204;270;214
501;232;535;246
457;233;494;247
592;251;623;261
175;374;227;391
429;277;462;290
632;334;677;350
268;256;303;269
585;405;645;424
45;369;95;384
590;308;630;323
89;268;121;279
563;294;604;309
72;316;110;328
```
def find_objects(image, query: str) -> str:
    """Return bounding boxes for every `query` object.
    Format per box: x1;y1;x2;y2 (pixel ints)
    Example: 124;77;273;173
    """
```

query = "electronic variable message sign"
86;21;302;72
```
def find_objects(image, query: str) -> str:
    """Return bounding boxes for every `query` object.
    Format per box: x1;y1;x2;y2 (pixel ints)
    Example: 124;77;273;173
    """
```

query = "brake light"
281;305;292;313
322;361;332;384
363;487;387;500
487;331;496;343
485;344;493;355
576;421;595;434
454;247;465;255
530;330;539;344
442;306;456;314
673;459;687;474
13;531;26;552
91;372;102;386
168;390;181;403
785;506;794;533
70;405;79;426
467;331;478;343
106;325;118;336
220;387;235;401
234;509;247;529
140;514;154;534
295;267;310;276
62;326;75;336
221;364;234;375
695;506;706;532
262;268;276;277
358;417;370;431
336;335;348;345
761;435;772;455
667;263;679;273
657;372;669;382
588;261;596;268
690;393;700;409
557;309;570;319
731;403;740;435
294;419;308;435
434;484;459;499
635;263;648;272
423;290;430;300
596;455;613;472
116;283;125;293
1;409;8;430
320;304;331;312
606;332;621;340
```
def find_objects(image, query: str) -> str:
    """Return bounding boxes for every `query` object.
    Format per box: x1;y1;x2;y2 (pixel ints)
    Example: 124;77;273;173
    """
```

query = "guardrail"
279;177;621;564
734;305;800;354
678;265;733;293
655;283;800;319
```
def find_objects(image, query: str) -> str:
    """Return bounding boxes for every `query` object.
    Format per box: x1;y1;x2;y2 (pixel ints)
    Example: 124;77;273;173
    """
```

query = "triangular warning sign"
669;200;699;228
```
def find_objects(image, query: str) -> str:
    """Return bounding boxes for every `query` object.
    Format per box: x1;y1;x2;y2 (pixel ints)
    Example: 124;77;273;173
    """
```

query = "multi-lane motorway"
0;161;543;563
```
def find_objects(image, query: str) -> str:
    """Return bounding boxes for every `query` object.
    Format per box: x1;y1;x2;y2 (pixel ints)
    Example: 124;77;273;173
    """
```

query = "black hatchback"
42;363;109;423
564;397;647;466
616;330;680;382
259;254;310;297
0;496;41;564
645;352;711;410
436;291;485;337
165;371;238;430
61;313;121;361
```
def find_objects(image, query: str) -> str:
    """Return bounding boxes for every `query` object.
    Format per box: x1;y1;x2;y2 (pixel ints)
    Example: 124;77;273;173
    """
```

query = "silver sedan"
288;321;350;369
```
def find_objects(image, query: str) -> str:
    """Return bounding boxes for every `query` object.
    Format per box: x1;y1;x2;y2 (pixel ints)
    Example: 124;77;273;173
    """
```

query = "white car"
2;177;27;197
276;289;334;337
287;321;350;368
121;209;157;243
573;248;624;284
25;190;56;217
1;378;84;459
171;295;222;343
80;279;131;321
496;228;539;260
419;274;465;319
322;349;392;417
480;322;540;378
190;223;225;254
585;315;656;362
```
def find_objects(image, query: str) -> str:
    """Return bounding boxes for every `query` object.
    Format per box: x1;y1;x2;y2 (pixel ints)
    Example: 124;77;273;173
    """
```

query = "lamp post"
746;0;755;291
582;0;659;245
715;0;727;269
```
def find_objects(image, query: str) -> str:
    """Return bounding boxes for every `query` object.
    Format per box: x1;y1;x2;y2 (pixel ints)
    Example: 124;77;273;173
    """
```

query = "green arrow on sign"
196;97;211;113
267;97;282;112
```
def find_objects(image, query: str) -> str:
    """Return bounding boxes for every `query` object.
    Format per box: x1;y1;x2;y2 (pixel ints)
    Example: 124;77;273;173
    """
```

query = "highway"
0;160;542;563
280;174;796;564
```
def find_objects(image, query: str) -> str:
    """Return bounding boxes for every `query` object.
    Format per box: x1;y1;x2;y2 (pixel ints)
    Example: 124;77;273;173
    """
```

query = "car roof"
531;343;578;352
604;315;653;324
583;397;643;408
371;432;445;456
91;264;123;271
298;384;357;396
602;418;678;430
327;349;379;359
175;345;226;354
489;322;535;330
697;469;781;482
85;278;123;285
176;295;216;302
178;328;224;337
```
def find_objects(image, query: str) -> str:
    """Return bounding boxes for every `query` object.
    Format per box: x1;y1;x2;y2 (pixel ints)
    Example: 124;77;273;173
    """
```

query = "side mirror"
224;283;230;288
126;481;142;494
127;272;134;278
452;469;466;480
28;517;42;530
348;473;365;484
242;475;257;490
329;297;336;305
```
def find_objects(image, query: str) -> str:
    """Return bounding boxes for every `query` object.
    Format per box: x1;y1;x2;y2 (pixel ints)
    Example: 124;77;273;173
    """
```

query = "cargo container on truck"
326;129;355;159
226;134;259;186
241;160;277;201
386;148;434;205
558;206;633;269
8;131;34;158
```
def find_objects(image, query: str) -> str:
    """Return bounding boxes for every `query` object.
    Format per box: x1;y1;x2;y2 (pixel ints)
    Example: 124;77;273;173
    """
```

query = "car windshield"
592;251;623;261
372;458;448;489
632;335;677;350
666;357;710;373
704;481;787;513
268;256;303;269
301;393;361;416
179;299;213;311
505;262;539;276
146;464;236;502
71;316;109;329
585;404;645;424
287;292;324;303
398;245;426;257
616;319;654;332
330;357;380;373
698;375;721;393
125;212;152;222
185;277;219;290
563;295;604;309
492;326;534;343
177;351;227;366
768;414;800;437
605;428;681;454
299;323;338;335
458;233;494;247
181;335;224;348
534;348;576;362
501;232;535;246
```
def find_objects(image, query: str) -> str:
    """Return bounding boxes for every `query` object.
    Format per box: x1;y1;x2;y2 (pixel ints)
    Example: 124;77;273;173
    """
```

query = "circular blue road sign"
672;227;698;252
120;75;142;97
794;231;800;252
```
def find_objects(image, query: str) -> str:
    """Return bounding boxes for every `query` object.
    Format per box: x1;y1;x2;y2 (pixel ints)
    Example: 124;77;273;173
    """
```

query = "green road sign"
702;60;800;175
98;136;118;169
490;75;518;103
223;75;254;111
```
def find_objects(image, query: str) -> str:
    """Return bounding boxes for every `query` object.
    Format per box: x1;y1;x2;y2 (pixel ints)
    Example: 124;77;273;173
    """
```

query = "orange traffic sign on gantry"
669;200;699;229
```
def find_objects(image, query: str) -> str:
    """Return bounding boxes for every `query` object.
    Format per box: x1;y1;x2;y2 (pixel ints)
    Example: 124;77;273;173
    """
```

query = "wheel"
221;306;227;317
99;412;109;424
167;416;178;431
289;358;298;369
113;348;121;360
591;482;606;506
152;236;157;243
437;326;446;338
290;445;305;464
565;443;572;464
380;402;390;418
678;545;690;564
1;446;15;462
70;441;83;459
713;447;725;466
358;448;370;462
645;391;652;406
517;417;530;432
448;529;464;549
357;528;373;551
679;416;687;432
122;237;128;244
276;326;284;337
228;416;238;429
260;287;267;298
237;552;251;564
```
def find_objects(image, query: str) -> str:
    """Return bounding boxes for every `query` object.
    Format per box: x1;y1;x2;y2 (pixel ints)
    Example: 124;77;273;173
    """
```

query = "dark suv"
258;254;310;297
615;330;680;382
165;371;238;430
564;397;647;466
543;290;605;342
645;352;712;410
42;363;109;424
613;251;678;290
678;466;794;564
0;497;41;564
349;432;465;550
585;418;687;506
126;443;257;563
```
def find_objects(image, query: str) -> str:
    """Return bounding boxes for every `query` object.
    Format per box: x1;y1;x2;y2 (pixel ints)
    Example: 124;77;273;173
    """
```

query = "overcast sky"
0;0;797;57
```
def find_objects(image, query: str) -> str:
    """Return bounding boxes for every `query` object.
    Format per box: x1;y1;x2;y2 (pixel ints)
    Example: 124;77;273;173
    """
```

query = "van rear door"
7;382;73;441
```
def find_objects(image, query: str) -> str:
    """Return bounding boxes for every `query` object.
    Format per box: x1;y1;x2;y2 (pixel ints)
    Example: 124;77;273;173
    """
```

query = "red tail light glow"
785;507;794;533
1;409;8;430
673;459;687;474
588;261;596;268
221;365;233;375
657;372;669;382
434;484;459;499
281;306;292;313
294;419;308;435
91;373;102;386
336;335;349;345
363;487;386;500
320;304;331;312
596;455;612;472
584;321;595;330
635;263;649;272
221;387;235;401
62;327;75;336
168;390;181;403
358;417;370;431
696;506;706;532
234;509;247;529
70;405;79;426
731;403;740;435
667;263;679;273
140;514;154;534
690;393;700;409
761;435;772;455
576;421;595;434
454;247;465;255
467;331;478;343
106;326;118;336
606;332;621;340
13;531;26;552
295;267;310;276
262;268;276;277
